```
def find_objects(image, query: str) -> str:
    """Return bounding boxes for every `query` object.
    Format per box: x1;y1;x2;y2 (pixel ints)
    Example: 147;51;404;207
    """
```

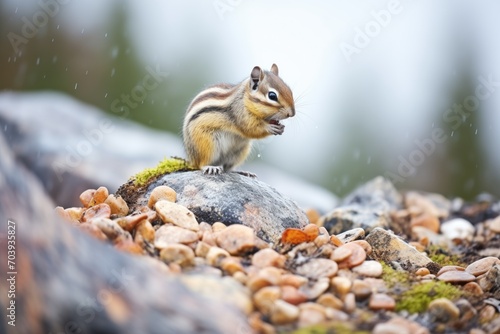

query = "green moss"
395;281;462;314
380;262;411;288
132;157;193;186
426;245;466;267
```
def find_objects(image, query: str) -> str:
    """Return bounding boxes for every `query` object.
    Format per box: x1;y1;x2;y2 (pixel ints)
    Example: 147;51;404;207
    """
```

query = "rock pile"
56;175;500;334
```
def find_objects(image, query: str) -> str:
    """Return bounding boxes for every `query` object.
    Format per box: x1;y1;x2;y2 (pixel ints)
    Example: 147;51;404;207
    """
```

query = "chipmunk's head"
244;64;295;125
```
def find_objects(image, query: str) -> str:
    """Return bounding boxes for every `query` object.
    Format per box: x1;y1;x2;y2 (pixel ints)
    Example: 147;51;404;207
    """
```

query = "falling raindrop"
81;28;85;34
7;57;11;63
111;46;119;58
451;131;454;137
36;57;40;65
74;83;78;90
51;38;55;42
104;93;108;98
15;7;18;13
105;32;108;38
431;122;435;128
151;100;155;105
111;68;115;77
52;56;58;63
475;129;478;135
367;156;372;165
257;154;261;158
85;70;88;75
56;24;60;29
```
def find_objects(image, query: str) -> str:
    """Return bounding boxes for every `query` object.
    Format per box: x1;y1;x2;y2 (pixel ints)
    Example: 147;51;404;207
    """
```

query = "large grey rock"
0;90;184;207
365;227;437;273
124;171;309;244
319;176;402;234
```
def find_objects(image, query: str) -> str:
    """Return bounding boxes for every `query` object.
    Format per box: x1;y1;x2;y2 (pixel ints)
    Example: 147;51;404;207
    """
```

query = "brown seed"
466;256;500;276
336;242;366;269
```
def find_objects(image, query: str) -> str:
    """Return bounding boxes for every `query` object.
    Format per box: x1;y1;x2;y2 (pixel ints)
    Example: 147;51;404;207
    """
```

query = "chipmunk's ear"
270;63;279;76
250;66;263;90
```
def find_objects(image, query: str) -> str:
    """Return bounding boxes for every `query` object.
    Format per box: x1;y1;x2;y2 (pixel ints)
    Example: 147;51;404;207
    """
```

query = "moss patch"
426;245;466;267
395;281;462;314
132;157;193;186
380;262;411;289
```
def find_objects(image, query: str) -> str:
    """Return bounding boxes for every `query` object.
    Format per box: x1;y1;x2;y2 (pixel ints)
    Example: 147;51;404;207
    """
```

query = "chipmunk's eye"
268;91;278;102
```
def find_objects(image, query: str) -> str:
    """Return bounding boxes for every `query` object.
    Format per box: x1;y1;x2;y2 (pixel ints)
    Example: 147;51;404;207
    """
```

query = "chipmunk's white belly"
211;131;250;168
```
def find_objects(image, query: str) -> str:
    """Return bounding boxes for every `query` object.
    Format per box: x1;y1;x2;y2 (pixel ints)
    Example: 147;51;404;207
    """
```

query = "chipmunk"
182;64;295;176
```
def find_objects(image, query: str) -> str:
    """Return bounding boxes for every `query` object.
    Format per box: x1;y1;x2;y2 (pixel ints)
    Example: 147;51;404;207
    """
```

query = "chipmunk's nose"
287;106;296;118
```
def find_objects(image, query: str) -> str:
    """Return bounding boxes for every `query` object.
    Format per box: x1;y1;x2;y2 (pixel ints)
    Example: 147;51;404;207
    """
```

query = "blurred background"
1;0;499;200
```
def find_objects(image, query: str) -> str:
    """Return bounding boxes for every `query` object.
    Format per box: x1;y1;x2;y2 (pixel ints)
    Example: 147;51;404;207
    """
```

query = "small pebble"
455;299;477;322
411;213;440;233
331;276;352;295
306;209;321;225
465;256;500;276
251;248;286;268
352;260;383;277
155;200;199;231
104;194;129;216
352;279;372;300
303;224;319;241
299;277;330;300
440;218;475;241
437;265;465;277
373;317;430;334
159;244;195;267
280;274;308;288
194;241;211;258
317;293;343;309
329;234;344;246
331;246;352;262
81;203;111;222
135;220;155;243
92;186;109;205
351;240;372;255
280;285;308;305
462;281;483;295
298;303;326;328
416;267;430;276
343;293;356;313
369;293;396;311
437;270;476;283
246;267;282;292
489;216;500;233
115;213;147;231
295;258;338;279
211;222;227;232
114;238;143;255
270;299;300;325
155;225;198;248
215;224;267;256
205;246;230;266
79;189;96;207
92;217;129;241
63;207;85;223
78;222;107;241
252;286;280;315
479;305;496;323
336;228;365;243
427;298;460;322
335;242;366;269
148;185;176;208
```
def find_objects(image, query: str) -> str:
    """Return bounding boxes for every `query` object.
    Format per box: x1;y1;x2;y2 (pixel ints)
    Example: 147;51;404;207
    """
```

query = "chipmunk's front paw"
267;120;285;135
202;165;223;175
